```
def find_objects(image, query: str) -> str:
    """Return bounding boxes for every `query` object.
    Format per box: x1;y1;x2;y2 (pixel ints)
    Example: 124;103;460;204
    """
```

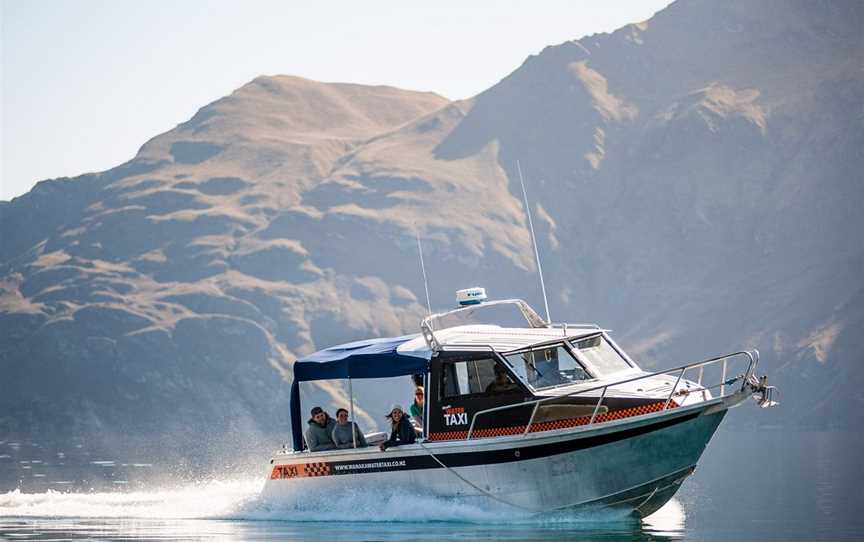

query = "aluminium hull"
262;401;728;517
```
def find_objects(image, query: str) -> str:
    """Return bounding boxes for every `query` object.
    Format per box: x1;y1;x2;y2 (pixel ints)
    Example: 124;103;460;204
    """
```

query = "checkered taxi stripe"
270;462;331;479
427;400;678;441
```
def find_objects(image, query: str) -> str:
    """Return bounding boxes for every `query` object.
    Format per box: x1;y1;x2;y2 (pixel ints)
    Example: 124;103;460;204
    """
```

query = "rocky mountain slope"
1;0;862;459
0;80;450;456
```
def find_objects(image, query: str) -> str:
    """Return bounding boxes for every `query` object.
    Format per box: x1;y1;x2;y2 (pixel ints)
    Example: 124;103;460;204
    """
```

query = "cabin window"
440;357;516;398
571;335;631;375
505;345;591;389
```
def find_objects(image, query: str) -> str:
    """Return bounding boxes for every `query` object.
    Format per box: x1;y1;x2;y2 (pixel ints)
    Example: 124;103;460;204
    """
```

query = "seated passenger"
485;365;518;393
408;387;424;434
379;404;416;451
305;406;336;452
331;408;368;449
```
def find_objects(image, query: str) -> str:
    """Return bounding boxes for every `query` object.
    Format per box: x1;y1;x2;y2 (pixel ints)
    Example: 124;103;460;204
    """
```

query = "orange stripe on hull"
428;400;678;441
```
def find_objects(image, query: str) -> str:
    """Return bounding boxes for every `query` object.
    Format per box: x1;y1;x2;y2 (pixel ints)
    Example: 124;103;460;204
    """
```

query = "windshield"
505;345;591;390
571;335;632;375
426;300;546;331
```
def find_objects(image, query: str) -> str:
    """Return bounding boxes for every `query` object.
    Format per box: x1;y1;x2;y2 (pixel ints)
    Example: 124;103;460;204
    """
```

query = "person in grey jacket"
305;406;336;452
331;408;368;449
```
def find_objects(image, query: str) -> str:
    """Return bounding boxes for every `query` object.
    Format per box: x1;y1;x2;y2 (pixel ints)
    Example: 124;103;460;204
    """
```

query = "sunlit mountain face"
1;0;862;462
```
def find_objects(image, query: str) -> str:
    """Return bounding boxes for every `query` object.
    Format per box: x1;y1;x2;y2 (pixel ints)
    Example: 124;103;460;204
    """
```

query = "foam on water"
0;479;684;528
245;488;537;524
0;478;263;519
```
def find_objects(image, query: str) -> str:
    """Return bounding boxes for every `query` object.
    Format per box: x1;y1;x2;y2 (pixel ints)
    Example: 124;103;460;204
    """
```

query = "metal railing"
465;349;760;440
420;299;555;351
548;322;602;331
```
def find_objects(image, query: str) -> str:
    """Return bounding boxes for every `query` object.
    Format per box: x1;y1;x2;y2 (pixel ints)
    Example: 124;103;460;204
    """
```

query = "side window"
441;362;464;397
469;358;497;392
441;358;513;398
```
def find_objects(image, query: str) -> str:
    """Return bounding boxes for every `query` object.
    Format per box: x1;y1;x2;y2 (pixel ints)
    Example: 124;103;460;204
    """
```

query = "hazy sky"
1;0;671;201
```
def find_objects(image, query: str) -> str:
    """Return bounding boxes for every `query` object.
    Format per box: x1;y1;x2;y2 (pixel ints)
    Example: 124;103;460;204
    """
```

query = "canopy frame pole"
423;372;429;439
349;377;357;448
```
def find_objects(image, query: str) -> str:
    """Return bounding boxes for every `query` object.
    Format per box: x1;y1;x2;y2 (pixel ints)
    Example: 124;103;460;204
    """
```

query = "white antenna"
516;160;551;325
415;228;433;318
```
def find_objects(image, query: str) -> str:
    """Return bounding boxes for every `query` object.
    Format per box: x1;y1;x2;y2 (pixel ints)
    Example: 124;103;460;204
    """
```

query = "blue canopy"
289;334;431;450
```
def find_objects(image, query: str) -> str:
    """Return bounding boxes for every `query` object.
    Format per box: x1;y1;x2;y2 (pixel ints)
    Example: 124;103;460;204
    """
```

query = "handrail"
465;349;759;440
548;322;602;332
420;299;549;351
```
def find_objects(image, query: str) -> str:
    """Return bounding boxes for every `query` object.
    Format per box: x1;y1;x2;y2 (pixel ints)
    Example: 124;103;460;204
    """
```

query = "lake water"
0;428;860;540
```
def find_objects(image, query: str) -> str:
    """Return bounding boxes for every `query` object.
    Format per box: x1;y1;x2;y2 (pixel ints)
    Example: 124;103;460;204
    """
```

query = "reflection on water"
0;429;860;540
0;513;686;542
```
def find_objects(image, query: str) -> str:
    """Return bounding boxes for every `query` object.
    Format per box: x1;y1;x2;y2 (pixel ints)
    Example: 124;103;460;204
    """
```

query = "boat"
263;287;778;516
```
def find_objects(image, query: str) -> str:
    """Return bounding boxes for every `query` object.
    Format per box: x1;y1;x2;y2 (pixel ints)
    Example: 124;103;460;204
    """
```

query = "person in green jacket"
408;387;424;434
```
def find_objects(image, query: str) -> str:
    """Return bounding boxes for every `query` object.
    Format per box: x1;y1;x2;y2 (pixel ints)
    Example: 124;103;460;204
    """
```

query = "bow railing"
464;349;760;440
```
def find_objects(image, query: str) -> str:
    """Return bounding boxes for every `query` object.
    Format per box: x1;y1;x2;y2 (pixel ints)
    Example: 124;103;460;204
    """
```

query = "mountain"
0;79;450;457
1;0;862;461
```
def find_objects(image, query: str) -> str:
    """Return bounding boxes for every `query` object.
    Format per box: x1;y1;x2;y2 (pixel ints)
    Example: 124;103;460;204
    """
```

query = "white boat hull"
262;399;732;517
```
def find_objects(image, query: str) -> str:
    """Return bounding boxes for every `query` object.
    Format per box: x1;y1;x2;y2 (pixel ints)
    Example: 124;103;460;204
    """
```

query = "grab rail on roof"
420;299;549;352
548;322;601;329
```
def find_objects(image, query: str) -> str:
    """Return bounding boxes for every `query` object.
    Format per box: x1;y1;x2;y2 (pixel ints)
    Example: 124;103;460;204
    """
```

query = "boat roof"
397;325;606;355
293;324;607;378
294;334;430;380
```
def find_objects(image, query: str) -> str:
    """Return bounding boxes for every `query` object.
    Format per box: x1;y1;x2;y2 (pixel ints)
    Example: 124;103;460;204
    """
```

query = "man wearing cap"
305;406;337;452
379;404;416;451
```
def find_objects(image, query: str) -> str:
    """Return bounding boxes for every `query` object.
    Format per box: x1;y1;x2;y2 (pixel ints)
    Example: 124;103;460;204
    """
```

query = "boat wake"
0;478;263;520
0;479;685;528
